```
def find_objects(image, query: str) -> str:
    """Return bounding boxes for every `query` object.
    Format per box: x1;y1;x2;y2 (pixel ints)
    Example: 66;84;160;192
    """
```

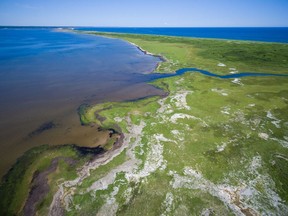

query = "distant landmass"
76;27;288;43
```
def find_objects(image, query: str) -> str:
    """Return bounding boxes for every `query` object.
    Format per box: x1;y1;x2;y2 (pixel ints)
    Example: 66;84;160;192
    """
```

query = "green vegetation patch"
71;70;288;214
0;144;95;216
70;31;288;214
88;31;288;75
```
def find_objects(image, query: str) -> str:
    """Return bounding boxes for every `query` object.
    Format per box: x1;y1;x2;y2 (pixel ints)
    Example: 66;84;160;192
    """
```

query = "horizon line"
1;25;288;28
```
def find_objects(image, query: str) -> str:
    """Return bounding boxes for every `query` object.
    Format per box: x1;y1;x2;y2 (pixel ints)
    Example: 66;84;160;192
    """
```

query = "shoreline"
0;28;170;179
32;31;288;215
74;29;168;73
72;29;288;45
2;29;288;215
85;30;288;78
127;41;167;72
85;30;288;75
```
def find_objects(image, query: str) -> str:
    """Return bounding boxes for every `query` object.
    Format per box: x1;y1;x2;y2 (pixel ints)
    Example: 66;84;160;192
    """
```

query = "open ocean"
76;27;288;43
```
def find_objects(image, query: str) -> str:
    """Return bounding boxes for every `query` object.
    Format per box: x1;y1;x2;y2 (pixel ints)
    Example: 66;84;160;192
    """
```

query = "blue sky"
0;0;287;27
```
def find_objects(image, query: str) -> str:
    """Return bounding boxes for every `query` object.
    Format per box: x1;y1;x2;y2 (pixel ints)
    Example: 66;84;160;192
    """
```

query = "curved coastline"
40;31;288;215
75;27;288;44
127;41;167;70
85;30;288;76
90;30;288;79
1;29;288;215
120;35;288;79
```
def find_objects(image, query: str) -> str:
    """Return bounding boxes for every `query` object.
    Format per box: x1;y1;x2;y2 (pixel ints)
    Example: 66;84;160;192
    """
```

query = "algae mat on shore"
1;32;288;215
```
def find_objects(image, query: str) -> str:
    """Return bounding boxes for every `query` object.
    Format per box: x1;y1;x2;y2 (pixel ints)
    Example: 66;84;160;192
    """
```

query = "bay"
0;27;163;177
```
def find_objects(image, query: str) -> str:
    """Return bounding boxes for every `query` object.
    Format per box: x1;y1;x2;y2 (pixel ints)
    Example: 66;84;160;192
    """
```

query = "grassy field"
69;32;288;215
1;32;288;215
71;72;288;215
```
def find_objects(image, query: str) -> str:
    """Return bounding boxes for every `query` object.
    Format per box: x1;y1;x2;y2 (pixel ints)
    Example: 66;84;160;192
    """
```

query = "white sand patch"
123;187;133;204
129;42;155;56
218;63;226;67
139;139;165;175
201;208;214;216
221;106;230;115
171;129;184;142
114;117;123;123
161;192;174;216
229;68;238;74
170;91;192;110
232;78;243;85
87;159;134;192
126;133;169;182
271;138;288;148
170;113;208;127
216;138;239;153
274;154;288;161
244;156;287;214
248;156;262;173
233;111;248;125
96;186;119;216
170;156;288;216
229;68;239;74
211;88;228;96
158;97;173;115
216;142;227;152
249;117;262;131
170;113;193;123
155;133;173;143
171;130;180;136
170;167;245;215
171;130;185;148
267;110;281;128
258;133;269;140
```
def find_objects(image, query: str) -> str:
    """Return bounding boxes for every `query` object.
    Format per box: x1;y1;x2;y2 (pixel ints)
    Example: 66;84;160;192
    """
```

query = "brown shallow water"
0;28;164;178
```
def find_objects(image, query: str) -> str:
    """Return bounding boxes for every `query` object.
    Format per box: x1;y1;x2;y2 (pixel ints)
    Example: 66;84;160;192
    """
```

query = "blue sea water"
76;27;288;43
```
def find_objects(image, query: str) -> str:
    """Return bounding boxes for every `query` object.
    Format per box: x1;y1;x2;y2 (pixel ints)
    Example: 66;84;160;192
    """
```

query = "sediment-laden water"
0;28;163;177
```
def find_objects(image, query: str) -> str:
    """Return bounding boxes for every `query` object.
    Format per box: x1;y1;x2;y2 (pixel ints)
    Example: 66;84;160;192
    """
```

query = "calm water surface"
0;28;163;177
